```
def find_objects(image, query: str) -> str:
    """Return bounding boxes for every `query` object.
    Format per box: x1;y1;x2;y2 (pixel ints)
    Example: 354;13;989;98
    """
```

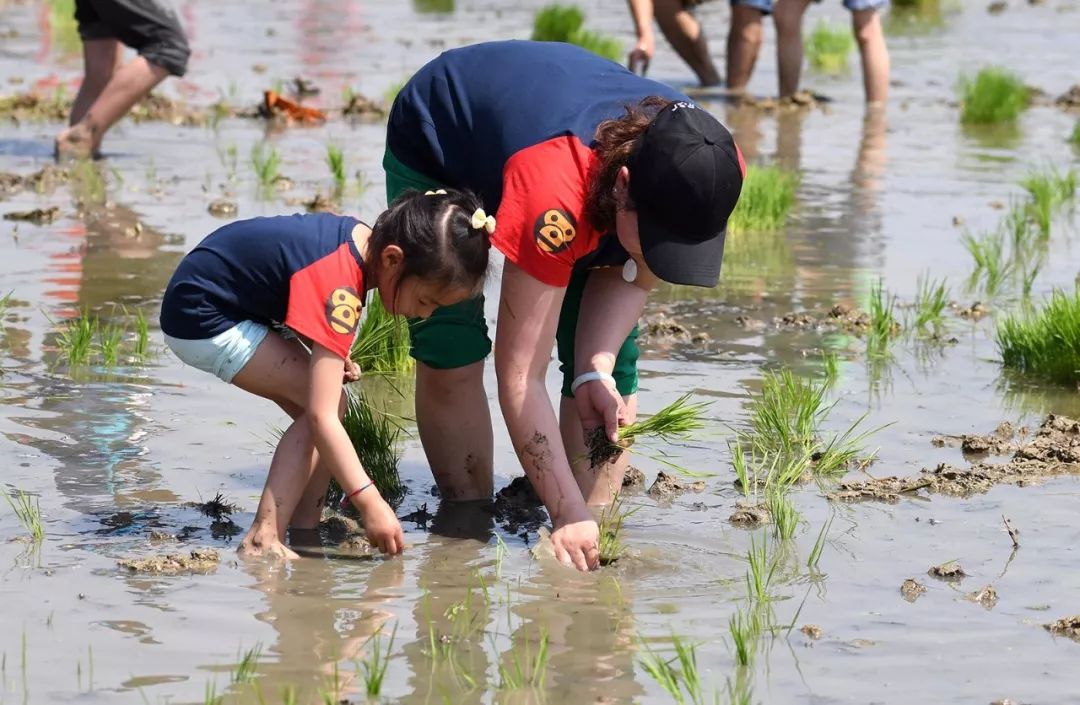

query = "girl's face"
379;274;471;319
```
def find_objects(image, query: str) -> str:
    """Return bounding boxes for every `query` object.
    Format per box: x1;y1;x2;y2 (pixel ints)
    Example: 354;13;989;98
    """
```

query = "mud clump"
735;90;831;114
1044;616;1080;642
207;199;237;218
0;172;22;196
4;206;59;224
586;427;627;468
342;92;387;120
729;502;769;528
1055;84;1080;111
928;562;967;582
647;471;705;502
0;91;70;122
900;578;927;602
622;466;646;492
129;94;213;127
953;301;989;321
800;624;823;640
119;548;220;574
486;476;548;537
638;314;709;346
319;513;362;542
965;585;998;609
932;421;1024;456
830;415;1080;503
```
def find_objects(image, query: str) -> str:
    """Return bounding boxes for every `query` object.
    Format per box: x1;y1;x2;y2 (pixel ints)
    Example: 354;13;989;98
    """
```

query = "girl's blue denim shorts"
163;320;269;383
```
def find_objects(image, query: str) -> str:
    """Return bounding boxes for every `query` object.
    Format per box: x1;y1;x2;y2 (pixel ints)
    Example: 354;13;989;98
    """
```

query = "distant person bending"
625;0;765;93
773;0;890;105
55;0;191;159
159;192;492;559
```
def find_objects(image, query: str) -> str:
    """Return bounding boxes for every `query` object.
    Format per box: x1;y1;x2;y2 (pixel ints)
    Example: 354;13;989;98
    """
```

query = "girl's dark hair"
584;96;674;233
368;188;491;298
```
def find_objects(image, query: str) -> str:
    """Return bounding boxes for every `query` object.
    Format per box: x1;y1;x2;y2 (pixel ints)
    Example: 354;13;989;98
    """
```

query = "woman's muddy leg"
415;361;494;501
560;393;638;505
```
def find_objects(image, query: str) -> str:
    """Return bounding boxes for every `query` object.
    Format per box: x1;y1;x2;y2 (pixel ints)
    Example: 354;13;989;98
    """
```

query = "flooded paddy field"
2;0;1080;703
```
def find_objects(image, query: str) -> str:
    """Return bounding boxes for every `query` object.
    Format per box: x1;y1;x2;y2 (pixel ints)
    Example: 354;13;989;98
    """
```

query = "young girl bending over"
159;190;493;559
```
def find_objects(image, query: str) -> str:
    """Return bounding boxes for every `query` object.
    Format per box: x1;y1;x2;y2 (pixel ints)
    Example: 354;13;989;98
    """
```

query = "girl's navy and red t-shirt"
160;213;365;359
386;40;689;287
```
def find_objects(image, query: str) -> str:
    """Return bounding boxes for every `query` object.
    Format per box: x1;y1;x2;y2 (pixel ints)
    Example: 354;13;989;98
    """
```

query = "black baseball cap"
627;101;745;287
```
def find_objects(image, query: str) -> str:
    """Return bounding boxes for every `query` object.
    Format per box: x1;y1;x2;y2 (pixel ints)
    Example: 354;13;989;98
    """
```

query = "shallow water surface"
1;0;1080;703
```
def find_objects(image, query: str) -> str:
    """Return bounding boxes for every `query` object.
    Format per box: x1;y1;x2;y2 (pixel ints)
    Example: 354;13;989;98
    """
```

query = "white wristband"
570;371;616;395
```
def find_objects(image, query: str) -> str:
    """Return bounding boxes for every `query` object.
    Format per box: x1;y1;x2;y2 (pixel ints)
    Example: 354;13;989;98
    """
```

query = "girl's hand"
355;491;404;555
343;358;361;383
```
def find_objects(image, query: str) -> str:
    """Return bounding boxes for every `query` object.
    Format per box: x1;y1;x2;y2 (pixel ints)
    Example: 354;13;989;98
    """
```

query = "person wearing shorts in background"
55;0;190;159
384;40;745;572
626;0;889;105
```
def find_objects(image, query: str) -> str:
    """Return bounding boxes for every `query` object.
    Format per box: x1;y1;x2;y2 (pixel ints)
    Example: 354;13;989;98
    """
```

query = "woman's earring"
622;259;638;283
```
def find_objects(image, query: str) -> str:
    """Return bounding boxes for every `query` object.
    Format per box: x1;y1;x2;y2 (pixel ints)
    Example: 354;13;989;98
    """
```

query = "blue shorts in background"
729;0;888;14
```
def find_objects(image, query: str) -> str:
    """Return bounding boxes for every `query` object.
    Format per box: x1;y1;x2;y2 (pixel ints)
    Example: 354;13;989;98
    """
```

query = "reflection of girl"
159;192;491;559
385;41;744;572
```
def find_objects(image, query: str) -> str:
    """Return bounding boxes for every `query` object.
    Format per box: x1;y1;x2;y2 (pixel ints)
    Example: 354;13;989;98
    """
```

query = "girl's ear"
379;244;404;274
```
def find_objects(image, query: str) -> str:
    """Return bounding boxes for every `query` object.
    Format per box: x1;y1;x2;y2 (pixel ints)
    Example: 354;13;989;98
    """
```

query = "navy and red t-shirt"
160;213;365;359
386;40;689;287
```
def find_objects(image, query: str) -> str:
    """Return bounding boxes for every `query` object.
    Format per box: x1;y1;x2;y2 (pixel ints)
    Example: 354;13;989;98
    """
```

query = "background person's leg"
774;0;813;97
70;38;124;126
851;7;889;105
655;0;722;86
726;4;765;92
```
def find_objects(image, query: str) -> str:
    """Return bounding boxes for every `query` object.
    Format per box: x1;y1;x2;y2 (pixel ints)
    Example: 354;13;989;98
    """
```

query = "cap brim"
638;208;726;287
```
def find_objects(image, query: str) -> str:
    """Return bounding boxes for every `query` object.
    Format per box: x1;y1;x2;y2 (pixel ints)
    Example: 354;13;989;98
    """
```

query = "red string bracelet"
340;481;374;510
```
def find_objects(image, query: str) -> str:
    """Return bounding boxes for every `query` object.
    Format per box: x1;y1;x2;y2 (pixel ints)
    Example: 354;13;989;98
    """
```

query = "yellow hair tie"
424;189;447;196
470;208;496;235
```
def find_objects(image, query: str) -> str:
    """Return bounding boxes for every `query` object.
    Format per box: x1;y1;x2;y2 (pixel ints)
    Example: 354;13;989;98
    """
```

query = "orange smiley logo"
326;287;362;335
533;208;577;253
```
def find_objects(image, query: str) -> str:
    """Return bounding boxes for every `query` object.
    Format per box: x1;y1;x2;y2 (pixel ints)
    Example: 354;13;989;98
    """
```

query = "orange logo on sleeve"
533;209;577;253
326;287;362;335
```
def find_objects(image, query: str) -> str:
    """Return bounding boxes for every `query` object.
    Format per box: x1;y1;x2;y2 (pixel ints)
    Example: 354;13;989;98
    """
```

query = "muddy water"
2;0;1080;703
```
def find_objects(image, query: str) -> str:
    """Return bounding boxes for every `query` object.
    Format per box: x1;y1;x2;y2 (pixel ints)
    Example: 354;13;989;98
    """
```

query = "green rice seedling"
56;314;96;366
725;676;754;705
48;0;81;55
3;488;43;541
731;441;753;500
598;496;638;565
341;392;406;505
807;514;833;572
359;624;396;698
383;78;408;106
748;369;829;456
218;142;239;182
1021;167;1077;237
350;292;413;374
728;608;761;668
1019;258;1042;299
133;308;150;359
745;535;779;605
812;414;884;476
866;279;899;356
496;630;550;691
203;681;222;705
531;4;584;42
589;393;709;467
280;685;298;705
231;643;261;685
962;229;1011;296
911;274;949;332
638;636;709;705
805;21;854;73
765;489;799;541
0;291;12;322
96;319;124;366
325;144;346;193
414;0;455;13
728;165;799;234
638;639;683;703
1071;120;1080;148
996;287;1080;385
822;351;840;387
567;28;622;62
250;142;281;189
958;67;1029;124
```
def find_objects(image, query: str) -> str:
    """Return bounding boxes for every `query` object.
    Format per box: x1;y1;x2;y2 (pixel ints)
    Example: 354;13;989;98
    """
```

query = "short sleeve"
285;244;364;359
492;137;600;288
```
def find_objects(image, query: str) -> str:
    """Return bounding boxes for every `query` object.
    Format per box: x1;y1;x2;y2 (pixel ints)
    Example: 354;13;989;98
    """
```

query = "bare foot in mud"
54;123;97;161
238;535;300;560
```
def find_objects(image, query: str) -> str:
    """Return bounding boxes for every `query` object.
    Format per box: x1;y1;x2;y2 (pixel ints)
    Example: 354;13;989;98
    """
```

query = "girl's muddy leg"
273;396;338;530
231;331;321;558
560;393;638;505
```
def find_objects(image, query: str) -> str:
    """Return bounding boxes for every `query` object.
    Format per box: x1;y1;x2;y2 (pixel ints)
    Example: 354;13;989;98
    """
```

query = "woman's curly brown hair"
584;96;673;233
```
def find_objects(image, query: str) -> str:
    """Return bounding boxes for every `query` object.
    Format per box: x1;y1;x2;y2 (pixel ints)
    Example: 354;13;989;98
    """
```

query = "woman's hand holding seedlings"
575;377;627;444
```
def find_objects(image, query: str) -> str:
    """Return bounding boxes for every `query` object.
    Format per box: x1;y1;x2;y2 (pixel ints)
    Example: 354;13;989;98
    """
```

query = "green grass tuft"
728;165;799;234
638;635;708;704
532;4;622;62
866;279;900;356
765;488;799;541
350;292;414;374
359;624;396;697
1020;167;1077;238
250;142;281;189
912;274;949;333
748;369;828;456
1071;120;1080;148
496;629;550;691
963;228;1012;296
805;21;855;73
996;287;1080;385
728;608;762;668
56;315;96;366
341;393;406;506
3;488;44;541
598;496;638;565
958;67;1029;125
325;144;346;192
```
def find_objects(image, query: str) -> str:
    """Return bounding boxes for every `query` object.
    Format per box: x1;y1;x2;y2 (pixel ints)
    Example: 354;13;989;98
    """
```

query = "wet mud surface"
2;0;1080;703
